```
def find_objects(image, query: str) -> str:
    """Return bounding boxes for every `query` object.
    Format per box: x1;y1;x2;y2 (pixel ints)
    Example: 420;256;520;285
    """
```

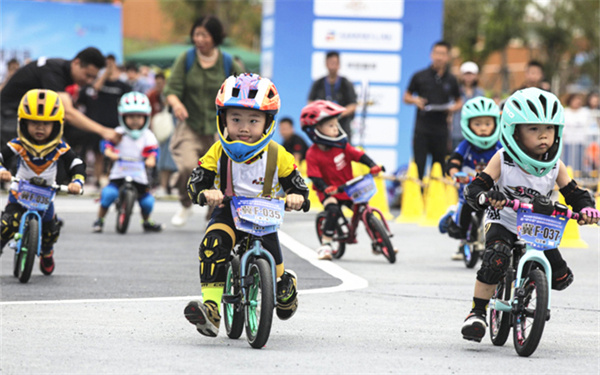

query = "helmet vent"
551;101;558;118
526;100;539;118
512;100;522;111
232;88;240;97
539;95;547;117
267;89;275;99
248;89;258;99
49;104;59;117
38;104;44;116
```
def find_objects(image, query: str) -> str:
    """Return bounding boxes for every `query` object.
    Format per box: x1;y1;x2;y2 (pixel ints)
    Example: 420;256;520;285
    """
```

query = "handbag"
151;105;175;143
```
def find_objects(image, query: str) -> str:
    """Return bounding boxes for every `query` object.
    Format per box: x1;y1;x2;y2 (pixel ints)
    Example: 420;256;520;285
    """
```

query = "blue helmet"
118;92;151;140
215;74;280;163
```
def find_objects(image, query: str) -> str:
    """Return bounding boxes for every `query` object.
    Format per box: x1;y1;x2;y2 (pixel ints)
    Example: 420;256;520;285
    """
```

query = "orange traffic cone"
420;162;447;226
396;161;424;223
559;166;588;248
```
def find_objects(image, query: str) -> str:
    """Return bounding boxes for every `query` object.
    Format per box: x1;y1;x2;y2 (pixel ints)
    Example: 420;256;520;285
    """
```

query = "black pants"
412;132;448;180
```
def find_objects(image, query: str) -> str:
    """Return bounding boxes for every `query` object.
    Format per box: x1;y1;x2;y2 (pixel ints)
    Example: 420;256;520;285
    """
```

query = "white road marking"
0;231;367;306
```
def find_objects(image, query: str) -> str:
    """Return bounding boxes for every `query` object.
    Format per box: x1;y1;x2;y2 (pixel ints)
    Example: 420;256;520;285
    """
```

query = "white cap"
460;61;479;74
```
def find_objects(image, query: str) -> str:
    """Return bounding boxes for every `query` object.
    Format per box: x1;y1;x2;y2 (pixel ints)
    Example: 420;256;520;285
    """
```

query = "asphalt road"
1;196;598;374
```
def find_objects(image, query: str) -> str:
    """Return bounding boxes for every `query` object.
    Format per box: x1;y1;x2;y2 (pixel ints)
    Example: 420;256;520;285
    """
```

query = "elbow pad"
559;180;595;212
359;154;377;168
464;172;495;211
280;170;309;199
187;166;216;204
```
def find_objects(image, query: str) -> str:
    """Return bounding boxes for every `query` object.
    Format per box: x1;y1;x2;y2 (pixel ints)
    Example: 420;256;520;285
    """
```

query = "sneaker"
552;267;574;291
276;270;298;320
317;243;333;260
438;211;455;234
184;300;220;337
40;249;55;275
451;249;464;261
461;312;487;342
171;206;193;227
143;220;164;232
92;218;104;233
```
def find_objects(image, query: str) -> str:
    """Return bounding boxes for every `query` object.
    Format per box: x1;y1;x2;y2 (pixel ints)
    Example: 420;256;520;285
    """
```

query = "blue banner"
262;0;444;172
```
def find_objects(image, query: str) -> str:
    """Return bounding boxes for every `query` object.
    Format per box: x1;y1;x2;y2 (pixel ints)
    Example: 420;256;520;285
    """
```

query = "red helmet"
300;100;345;127
300;100;348;148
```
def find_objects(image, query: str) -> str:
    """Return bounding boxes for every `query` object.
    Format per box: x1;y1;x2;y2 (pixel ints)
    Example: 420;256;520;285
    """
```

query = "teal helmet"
118;91;151;140
460;96;500;150
500;87;564;177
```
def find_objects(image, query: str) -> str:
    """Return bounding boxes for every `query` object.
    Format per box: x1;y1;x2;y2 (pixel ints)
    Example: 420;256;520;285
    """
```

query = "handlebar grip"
198;192;207;206
301;199;311;213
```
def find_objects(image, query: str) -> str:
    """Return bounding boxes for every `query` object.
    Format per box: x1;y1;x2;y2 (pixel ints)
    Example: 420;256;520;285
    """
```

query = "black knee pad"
323;203;343;237
477;240;512;284
42;217;61;249
1;205;23;243
198;230;232;283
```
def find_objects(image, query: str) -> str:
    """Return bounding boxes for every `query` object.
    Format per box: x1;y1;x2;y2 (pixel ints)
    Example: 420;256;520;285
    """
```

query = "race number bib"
17;180;54;211
230;197;285;236
516;209;568;250
114;160;146;178
344;174;377;204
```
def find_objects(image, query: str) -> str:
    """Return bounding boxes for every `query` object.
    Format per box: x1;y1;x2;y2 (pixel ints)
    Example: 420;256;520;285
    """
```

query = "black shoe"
143;220;164;232
552;267;574;291
93;218;104;233
40;249;55;275
461;311;487;342
184;300;220;337
276;270;298;320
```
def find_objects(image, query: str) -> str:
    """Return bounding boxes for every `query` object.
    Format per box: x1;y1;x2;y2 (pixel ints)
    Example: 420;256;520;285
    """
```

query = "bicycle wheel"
462;243;479;268
17;216;38;283
367;214;395;264
513;268;548;357
223;256;244;340
116;189;135;234
489;269;513;346
245;258;274;349
315;213;345;259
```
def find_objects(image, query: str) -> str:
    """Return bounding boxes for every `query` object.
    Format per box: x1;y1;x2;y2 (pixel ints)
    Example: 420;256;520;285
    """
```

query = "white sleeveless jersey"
108;128;158;185
485;149;559;234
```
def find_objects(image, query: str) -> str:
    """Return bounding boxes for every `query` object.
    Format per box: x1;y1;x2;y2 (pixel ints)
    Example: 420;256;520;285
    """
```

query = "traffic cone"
559;166;588;248
396;161;424;223
446;180;459;207
306;180;324;212
351;161;393;220
420;162;447;226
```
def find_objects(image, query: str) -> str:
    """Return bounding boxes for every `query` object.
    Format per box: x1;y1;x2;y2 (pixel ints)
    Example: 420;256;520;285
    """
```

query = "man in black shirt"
279;117;307;164
308;51;357;143
1;47;119;144
403;41;462;180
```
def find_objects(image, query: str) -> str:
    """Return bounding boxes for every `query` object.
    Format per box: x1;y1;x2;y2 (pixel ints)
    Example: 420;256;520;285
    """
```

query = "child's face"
316;118;339;138
124;114;146;130
279;121;294;140
469;116;495;137
225;108;267;143
27;120;53;143
516;123;555;159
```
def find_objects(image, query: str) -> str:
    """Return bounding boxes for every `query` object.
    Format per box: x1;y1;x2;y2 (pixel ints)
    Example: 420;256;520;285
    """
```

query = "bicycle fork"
231;240;279;309
14;211;43;257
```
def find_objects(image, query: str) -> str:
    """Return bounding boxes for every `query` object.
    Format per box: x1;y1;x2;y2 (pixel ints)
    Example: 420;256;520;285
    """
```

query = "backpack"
220;142;279;197
185;47;234;76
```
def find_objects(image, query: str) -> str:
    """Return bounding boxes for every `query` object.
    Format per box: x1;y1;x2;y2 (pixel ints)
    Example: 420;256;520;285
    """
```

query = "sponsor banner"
311;52;400;83
364;148;398;173
263;0;275;17
312;20;402;51
261;50;274;78
357;117;399;146
314;0;404;19
262;18;275;49
354;85;400;115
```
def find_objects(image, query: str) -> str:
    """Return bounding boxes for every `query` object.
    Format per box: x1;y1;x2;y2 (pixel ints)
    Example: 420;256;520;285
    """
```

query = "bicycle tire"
315;213;345;259
513;268;548;357
367;214;395;264
462;243;479;268
223;256;244;339
116;188;135;234
245;258;274;349
489;269;513;346
18;216;38;283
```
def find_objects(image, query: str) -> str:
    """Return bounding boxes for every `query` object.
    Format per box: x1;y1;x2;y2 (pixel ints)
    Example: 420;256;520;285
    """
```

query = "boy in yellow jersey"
184;74;309;337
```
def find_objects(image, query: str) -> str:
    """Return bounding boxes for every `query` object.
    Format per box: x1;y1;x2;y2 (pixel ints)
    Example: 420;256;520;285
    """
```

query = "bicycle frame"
342;203;392;244
239;238;278;306
14;210;43;257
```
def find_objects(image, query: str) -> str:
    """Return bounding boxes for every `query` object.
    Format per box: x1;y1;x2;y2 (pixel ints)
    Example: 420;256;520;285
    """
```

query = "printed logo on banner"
311;52;401;83
262;18;274;49
313;20;402;51
361;118;399;146
353;85;400;115
314;0;404;19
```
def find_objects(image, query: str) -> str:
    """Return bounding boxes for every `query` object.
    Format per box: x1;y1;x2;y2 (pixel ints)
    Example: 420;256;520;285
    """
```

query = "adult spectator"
403;41;462;180
125;62;153;94
71;54;132;188
0;47;118;144
450;61;485;150
0;58;20;91
279;117;308;164
164;15;242;226
562;93;592;173
308;51;357;143
148;72;177;196
518;60;550;91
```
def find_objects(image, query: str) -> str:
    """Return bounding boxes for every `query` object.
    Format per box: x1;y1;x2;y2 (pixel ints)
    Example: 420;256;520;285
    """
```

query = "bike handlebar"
478;192;580;221
197;193;311;213
11;177;80;195
330;170;383;195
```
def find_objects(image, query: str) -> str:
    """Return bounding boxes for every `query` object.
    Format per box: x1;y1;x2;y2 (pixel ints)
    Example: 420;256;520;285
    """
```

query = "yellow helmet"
17;89;65;158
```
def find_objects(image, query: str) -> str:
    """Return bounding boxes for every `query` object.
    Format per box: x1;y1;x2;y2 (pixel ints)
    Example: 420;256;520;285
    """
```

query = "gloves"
477;190;506;209
487;190;506;203
370;165;383;175
324;185;338;195
579;207;600;225
187;167;205;204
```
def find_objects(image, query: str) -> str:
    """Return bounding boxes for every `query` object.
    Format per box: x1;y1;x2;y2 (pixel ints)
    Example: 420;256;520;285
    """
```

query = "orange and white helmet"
215;73;280;162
